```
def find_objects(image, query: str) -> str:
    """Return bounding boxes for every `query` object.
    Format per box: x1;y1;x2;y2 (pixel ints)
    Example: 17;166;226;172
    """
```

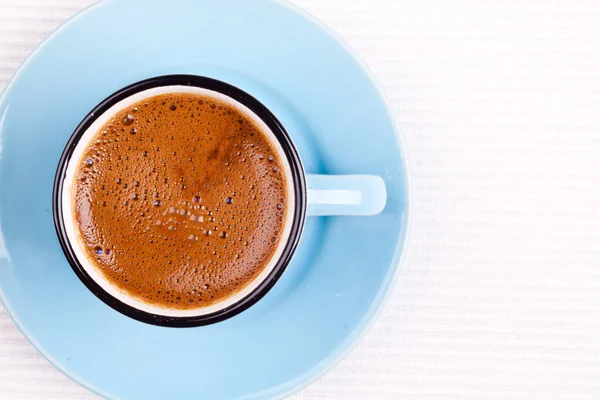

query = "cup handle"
306;174;387;217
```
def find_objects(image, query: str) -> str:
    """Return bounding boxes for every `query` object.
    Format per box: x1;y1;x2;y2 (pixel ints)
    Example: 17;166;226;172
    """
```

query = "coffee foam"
62;86;295;317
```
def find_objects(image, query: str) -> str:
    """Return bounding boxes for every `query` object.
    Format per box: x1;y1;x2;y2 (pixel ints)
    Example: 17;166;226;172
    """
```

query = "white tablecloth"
2;0;600;398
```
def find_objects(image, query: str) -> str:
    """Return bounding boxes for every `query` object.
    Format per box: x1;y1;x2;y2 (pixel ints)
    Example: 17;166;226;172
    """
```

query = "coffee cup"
53;75;386;327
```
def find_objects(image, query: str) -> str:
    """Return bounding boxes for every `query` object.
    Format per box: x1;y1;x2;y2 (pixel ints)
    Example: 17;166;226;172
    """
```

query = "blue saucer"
0;0;409;398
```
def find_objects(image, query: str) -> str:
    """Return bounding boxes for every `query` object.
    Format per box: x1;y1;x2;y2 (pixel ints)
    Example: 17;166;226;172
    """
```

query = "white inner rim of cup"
61;85;296;318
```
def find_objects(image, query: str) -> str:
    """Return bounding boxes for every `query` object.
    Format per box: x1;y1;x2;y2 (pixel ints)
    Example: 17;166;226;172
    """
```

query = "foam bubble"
72;91;288;310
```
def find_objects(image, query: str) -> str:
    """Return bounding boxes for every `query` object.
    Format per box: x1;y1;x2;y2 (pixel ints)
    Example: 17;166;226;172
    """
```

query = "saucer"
0;0;409;398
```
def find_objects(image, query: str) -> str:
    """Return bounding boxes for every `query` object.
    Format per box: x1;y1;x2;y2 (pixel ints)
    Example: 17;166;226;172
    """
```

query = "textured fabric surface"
2;0;600;398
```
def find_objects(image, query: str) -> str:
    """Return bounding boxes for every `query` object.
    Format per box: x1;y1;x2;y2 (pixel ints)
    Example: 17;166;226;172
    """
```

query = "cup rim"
52;74;307;327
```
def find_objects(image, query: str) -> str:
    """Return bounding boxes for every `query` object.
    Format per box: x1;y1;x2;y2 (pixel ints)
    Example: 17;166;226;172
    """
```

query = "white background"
2;0;600;399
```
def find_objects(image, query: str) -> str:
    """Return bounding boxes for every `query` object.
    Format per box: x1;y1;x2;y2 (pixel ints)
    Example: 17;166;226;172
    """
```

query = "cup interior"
54;76;306;326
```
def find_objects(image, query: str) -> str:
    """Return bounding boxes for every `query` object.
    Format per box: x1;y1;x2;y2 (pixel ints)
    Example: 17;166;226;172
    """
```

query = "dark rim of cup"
52;75;307;327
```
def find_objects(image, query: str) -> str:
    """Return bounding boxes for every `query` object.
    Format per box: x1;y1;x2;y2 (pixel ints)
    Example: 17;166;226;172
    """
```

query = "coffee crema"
72;92;288;310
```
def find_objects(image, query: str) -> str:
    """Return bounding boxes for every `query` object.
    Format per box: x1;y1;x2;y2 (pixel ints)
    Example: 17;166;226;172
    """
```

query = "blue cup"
53;75;386;327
